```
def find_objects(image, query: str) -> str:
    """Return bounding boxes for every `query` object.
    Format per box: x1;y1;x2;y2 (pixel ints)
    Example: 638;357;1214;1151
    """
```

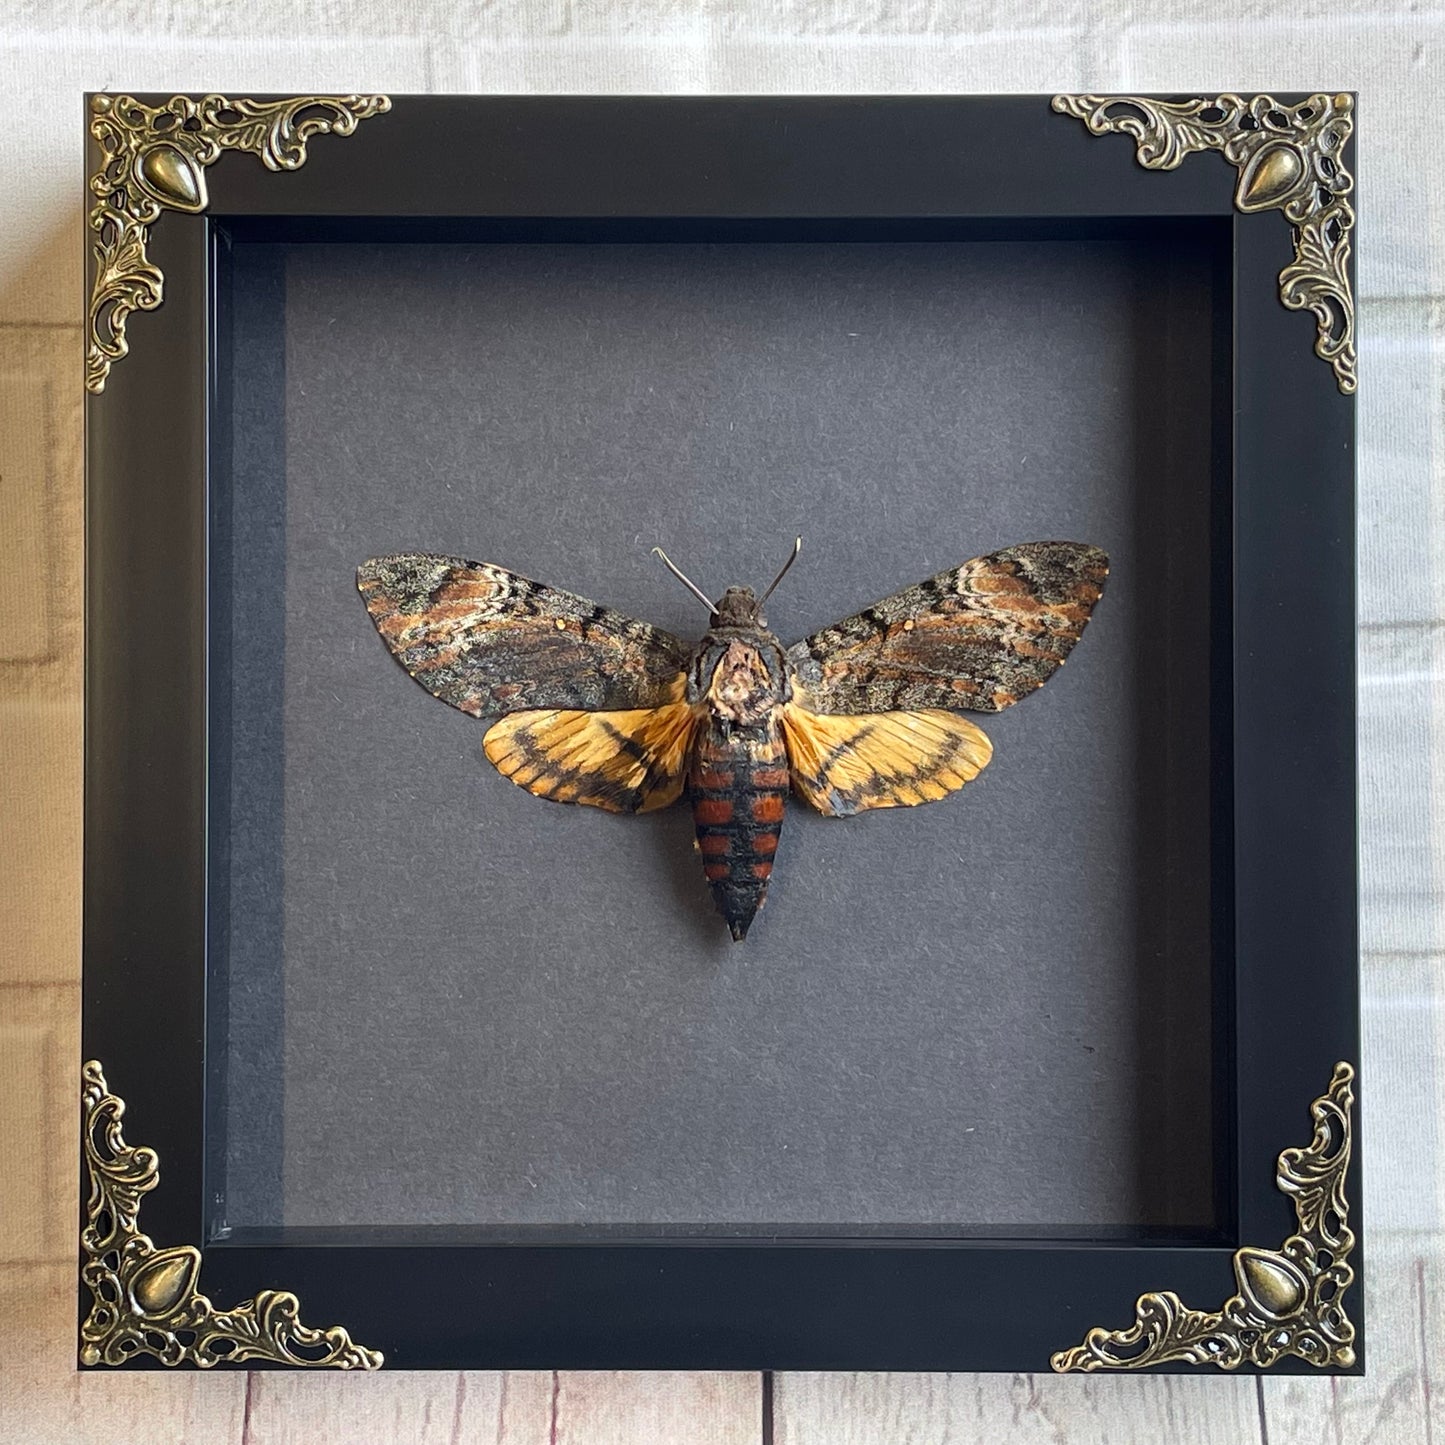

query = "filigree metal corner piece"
80;1060;383;1369
86;92;390;394
1052;1061;1356;1373
1052;92;1356;394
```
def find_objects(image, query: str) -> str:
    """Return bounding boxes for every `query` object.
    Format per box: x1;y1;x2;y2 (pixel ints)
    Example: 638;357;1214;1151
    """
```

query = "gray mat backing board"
214;236;1221;1234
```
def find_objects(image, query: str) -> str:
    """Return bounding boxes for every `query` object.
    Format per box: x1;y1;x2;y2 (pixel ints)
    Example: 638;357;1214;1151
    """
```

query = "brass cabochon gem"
1236;142;1304;211
135;143;207;211
129;1247;202;1315
1234;1246;1310;1318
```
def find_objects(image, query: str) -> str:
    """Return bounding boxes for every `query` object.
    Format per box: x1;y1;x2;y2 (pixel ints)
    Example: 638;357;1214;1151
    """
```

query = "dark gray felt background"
216;237;1222;1234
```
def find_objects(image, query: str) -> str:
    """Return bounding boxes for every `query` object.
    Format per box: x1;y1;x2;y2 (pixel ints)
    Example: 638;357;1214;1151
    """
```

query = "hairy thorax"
699;636;788;727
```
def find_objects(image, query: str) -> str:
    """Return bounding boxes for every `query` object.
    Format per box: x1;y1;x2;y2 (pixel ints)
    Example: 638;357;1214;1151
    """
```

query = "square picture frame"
81;91;1359;1373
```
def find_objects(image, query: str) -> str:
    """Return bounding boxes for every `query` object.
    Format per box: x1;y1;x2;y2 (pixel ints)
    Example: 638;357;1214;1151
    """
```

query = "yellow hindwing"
483;701;700;814
780;703;993;817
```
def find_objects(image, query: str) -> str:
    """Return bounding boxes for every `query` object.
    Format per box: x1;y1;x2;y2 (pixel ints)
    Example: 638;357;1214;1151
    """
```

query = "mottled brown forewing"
357;553;692;717
785;541;1109;715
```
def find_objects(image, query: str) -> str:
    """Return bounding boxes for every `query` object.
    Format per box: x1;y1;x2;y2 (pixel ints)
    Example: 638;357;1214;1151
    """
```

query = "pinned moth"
358;539;1108;941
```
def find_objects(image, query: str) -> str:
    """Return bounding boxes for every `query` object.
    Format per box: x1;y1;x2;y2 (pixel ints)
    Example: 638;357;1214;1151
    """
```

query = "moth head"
713;586;765;628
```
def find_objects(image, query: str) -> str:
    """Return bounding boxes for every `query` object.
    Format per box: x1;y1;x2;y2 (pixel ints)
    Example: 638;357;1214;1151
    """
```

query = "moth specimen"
358;540;1108;941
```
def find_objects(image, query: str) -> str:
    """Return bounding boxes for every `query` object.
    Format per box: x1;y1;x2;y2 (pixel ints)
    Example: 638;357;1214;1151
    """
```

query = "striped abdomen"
689;716;790;942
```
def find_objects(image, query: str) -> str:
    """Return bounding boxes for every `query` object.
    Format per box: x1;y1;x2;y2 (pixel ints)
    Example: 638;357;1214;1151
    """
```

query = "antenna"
652;547;717;615
759;537;803;604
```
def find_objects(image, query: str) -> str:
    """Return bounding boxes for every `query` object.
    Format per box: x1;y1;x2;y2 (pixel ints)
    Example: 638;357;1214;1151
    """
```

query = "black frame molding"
82;93;1359;1372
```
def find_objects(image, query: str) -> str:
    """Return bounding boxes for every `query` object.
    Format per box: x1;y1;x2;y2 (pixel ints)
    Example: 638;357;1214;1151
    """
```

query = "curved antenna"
759;537;803;604
652;546;717;615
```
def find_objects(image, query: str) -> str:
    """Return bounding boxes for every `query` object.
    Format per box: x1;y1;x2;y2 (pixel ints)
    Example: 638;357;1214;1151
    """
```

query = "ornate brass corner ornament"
80;1060;383;1369
86;92;390;394
1051;1061;1356;1373
1051;92;1356;394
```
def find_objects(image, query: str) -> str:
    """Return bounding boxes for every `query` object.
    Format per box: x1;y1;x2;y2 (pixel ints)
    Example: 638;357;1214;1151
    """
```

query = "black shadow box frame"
82;92;1359;1374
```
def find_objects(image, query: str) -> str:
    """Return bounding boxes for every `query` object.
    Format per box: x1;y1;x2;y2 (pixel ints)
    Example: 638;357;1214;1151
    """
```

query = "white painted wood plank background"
1;4;1439;1441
